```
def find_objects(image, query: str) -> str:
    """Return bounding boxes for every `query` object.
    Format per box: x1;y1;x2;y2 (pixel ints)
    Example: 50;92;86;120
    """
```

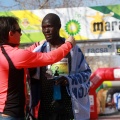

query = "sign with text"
1;4;120;43
116;45;120;54
83;44;115;56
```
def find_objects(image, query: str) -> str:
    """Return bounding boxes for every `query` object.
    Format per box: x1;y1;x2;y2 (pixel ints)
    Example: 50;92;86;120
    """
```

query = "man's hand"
55;76;69;86
65;36;76;47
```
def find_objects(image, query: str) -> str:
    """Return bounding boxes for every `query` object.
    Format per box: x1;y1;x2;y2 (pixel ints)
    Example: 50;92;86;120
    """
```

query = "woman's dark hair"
0;16;19;44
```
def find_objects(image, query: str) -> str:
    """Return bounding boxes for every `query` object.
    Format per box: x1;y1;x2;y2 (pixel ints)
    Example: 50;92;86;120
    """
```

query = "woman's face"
8;23;22;46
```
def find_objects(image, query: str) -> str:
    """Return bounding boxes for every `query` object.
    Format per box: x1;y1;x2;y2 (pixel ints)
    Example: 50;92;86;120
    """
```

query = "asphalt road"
91;111;120;120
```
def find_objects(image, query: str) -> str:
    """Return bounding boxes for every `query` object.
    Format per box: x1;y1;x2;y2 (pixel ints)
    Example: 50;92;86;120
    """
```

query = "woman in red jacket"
0;16;75;120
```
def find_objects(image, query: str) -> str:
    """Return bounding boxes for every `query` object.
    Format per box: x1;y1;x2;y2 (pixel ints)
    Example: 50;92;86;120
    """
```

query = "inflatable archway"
90;67;120;119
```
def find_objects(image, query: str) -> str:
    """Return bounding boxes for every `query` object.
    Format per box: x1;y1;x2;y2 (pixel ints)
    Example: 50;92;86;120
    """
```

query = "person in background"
106;87;120;107
29;13;91;120
0;16;75;120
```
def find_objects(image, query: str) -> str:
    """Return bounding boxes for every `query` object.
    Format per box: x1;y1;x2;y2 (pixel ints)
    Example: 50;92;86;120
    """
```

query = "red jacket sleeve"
14;42;72;68
26;40;46;51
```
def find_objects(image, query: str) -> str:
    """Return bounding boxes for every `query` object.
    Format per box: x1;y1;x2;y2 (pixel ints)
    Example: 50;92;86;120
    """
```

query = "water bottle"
46;65;53;79
53;70;61;100
106;94;112;103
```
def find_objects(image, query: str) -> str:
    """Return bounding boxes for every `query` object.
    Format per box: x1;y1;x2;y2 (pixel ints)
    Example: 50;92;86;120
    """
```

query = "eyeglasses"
15;28;21;34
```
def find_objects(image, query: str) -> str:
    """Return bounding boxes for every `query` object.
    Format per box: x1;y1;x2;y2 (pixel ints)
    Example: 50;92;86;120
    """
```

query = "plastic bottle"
53;70;61;100
106;94;112;103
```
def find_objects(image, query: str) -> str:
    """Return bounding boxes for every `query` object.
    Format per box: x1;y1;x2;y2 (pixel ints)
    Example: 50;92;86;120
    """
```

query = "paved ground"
91;111;120;120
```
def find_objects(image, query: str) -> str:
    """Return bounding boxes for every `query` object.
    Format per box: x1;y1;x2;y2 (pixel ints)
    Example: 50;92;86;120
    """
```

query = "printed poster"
51;58;69;76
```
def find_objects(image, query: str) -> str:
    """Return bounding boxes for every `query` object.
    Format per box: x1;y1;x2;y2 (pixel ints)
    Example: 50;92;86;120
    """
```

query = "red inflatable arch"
89;67;120;119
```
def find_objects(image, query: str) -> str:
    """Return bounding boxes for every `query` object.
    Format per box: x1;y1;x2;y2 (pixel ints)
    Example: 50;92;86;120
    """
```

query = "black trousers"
39;111;74;120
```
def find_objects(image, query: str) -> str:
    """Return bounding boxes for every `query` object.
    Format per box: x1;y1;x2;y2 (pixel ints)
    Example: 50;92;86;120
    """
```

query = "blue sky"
0;0;120;11
0;0;20;11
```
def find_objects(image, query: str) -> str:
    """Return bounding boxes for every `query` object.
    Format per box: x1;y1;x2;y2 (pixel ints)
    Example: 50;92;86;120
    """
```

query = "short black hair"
42;13;61;28
0;16;18;44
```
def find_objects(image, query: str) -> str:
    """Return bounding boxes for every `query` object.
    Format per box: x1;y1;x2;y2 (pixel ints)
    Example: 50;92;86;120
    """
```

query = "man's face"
42;19;59;43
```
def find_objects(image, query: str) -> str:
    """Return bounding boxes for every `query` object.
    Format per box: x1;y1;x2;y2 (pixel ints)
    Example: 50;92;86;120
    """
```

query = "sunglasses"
15;28;21;34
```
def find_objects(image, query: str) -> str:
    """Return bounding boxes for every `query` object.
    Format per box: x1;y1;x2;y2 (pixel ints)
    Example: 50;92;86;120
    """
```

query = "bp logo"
65;20;81;36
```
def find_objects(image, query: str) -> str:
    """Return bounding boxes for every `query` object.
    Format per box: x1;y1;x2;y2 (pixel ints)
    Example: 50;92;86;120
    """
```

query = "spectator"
0;16;75;120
